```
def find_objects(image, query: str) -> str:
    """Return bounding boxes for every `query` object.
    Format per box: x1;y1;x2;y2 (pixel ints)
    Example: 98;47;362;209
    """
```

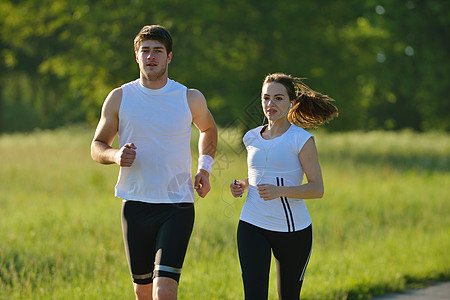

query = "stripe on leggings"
132;272;153;280
300;234;312;281
154;265;182;274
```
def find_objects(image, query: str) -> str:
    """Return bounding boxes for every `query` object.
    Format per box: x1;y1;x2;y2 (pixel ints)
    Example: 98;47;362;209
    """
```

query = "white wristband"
197;155;214;174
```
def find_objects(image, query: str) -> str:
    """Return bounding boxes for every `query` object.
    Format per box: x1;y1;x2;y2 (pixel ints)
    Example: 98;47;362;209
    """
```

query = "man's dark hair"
134;25;173;53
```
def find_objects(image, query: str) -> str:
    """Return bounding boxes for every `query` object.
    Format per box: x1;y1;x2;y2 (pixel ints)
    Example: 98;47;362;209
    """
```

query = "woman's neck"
264;118;291;139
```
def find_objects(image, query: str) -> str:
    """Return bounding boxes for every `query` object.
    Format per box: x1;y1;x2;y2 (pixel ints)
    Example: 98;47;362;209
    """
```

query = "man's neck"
140;74;168;90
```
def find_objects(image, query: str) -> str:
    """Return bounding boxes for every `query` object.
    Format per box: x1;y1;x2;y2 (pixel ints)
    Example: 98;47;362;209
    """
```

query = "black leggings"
237;221;312;300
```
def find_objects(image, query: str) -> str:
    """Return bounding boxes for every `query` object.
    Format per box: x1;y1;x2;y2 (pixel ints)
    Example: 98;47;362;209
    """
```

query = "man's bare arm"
188;89;218;197
91;88;137;167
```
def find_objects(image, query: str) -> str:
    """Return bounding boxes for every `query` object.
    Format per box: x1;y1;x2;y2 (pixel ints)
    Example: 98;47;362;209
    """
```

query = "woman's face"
261;82;293;122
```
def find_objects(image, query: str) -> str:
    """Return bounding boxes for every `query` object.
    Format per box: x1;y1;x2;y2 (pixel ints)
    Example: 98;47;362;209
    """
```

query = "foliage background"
1;0;449;133
1;1;449;298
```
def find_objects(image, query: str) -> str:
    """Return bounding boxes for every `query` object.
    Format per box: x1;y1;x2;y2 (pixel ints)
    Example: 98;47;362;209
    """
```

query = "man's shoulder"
109;87;123;100
186;87;211;124
102;87;123;114
187;88;204;99
168;78;187;88
123;78;140;85
186;88;206;108
120;79;140;90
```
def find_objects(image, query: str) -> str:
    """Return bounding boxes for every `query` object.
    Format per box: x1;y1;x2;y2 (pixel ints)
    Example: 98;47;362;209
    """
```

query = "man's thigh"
122;201;194;284
154;203;195;281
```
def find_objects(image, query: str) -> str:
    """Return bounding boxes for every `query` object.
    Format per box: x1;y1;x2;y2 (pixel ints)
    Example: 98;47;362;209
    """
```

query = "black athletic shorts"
121;200;195;285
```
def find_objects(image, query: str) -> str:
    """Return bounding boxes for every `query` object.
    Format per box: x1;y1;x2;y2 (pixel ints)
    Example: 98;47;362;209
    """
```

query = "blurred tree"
0;0;448;132
365;0;450;130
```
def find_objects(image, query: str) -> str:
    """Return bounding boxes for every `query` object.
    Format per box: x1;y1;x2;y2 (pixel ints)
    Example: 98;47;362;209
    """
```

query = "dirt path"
371;282;450;299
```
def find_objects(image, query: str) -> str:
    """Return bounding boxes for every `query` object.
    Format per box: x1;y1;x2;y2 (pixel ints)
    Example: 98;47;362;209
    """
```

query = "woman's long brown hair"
264;73;338;128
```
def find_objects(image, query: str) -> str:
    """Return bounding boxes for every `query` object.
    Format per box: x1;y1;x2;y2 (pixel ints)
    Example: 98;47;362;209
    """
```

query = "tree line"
1;0;449;133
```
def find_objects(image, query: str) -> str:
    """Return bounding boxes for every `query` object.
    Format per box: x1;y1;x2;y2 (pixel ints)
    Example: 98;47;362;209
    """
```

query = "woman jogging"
230;72;338;299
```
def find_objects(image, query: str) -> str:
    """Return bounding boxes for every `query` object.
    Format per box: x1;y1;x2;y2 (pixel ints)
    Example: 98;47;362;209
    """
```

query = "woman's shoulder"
288;125;313;137
286;125;314;151
244;126;264;136
243;126;264;143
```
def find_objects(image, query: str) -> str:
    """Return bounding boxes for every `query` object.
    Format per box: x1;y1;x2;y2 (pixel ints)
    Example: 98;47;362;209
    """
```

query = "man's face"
136;40;172;81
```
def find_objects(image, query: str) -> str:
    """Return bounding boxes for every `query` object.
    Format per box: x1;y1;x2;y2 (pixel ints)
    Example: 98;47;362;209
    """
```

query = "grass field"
0;126;449;299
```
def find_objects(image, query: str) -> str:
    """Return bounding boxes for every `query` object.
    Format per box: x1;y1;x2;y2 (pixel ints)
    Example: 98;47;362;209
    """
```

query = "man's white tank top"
115;78;195;204
240;125;313;232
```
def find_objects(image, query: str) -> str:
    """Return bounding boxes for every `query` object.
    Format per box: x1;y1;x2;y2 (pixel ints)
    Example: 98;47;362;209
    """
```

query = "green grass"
0;126;449;299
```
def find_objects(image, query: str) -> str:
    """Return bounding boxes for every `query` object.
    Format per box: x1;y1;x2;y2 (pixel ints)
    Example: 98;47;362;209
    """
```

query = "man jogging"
91;25;217;300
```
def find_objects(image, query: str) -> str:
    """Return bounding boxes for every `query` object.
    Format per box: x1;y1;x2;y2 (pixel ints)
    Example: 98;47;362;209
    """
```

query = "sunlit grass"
0;126;449;299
